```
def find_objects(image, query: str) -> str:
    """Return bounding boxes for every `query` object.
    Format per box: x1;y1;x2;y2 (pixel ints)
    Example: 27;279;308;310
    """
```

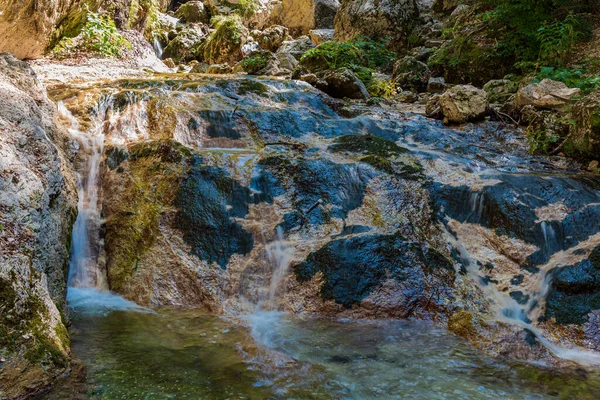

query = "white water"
153;37;164;59
245;227;296;349
60;98;150;312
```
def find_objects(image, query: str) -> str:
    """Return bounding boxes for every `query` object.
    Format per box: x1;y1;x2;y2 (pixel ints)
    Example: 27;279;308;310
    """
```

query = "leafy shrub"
53;5;130;57
534;67;600;94
536;13;586;65
240;52;270;74
235;0;261;19
300;36;397;87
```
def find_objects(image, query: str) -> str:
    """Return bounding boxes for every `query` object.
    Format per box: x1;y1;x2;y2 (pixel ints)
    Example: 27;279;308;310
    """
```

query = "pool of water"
44;294;600;399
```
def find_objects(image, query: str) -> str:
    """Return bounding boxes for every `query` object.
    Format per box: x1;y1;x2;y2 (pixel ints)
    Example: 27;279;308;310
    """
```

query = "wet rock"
427;77;446;94
334;0;420;51
438;85;488;123
516;79;581;110
313;68;370;100
276;36;315;60
483;79;518;104
276;0;340;35
203;15;249;64
0;52;76;398
393;56;431;92
162;24;208;63
309;28;334;46
252;25;290;52
293;233;455;309
546;245;600;325
569;90;600;156
175;1;210;23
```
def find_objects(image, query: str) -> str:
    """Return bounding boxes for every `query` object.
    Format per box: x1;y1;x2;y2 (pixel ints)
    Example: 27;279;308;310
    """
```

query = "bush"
53;5;131;57
534;67;600;95
300;36;397;87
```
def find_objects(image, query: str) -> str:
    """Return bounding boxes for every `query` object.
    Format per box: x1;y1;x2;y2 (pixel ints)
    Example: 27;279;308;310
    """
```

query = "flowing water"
47;75;600;398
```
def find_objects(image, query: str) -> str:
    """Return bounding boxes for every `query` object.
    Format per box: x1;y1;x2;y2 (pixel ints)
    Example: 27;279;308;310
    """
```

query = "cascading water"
59;98;150;314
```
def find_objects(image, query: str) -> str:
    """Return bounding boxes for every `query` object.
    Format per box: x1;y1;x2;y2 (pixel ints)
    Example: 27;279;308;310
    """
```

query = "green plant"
240;52;269;74
300;36;397;87
235;0;261;18
53;5;131;57
534;67;600;94
526;126;560;154
537;13;585;65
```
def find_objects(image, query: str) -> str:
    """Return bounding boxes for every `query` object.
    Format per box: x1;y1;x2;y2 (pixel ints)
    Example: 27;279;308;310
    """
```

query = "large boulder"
252;25;289;52
516;79;581;110
308;67;370;100
175;1;210;23
275;35;315;60
334;0;419;51
162;24;208;62
0;53;77;398
0;0;74;59
275;0;340;35
203;15;249;64
309;28;334;46
393;56;430;92
438;84;488;123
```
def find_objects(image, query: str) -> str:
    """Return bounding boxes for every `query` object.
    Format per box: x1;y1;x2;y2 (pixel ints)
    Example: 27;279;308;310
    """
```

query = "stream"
44;74;600;399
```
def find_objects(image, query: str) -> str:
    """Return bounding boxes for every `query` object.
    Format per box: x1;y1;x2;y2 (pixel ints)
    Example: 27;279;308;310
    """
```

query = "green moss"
447;310;475;338
237;80;269;96
104;140;192;292
359;155;394;174
329;134;409;157
203;15;246;64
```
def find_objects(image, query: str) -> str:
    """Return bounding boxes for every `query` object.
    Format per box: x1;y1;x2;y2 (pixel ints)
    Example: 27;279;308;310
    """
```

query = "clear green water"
44;294;600;400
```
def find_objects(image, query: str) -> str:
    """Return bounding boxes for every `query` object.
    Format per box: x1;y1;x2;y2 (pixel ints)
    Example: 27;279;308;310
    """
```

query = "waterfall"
153;37;164;59
244;227;295;349
60;101;108;290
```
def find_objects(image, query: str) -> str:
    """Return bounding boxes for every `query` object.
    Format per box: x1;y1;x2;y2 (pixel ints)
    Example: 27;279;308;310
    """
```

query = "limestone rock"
206;63;234;74
203;15;249;64
438;85;488;123
516;79;581;110
0;0;73;59
427;77;446;94
276;0;340;35
276;36;315;60
0;53;77;398
252;25;289;52
309;29;334;46
393;56;430;92
334;0;419;51
311;67;370;100
175;1;211;24
162;24;208;63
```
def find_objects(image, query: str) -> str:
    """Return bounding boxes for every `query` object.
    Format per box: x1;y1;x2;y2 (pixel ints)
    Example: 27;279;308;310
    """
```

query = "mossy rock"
329;134;409;157
203;15;249;64
448;310;476;338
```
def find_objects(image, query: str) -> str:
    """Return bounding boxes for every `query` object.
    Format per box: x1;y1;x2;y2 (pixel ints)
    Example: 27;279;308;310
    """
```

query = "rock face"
313;67;370;99
252;25;289;52
334;0;419;51
438;84;488;123
203;15;249;64
276;0;340;35
162;24;208;62
309;28;334;45
175;0;210;23
0;0;73;59
0;53;77;398
516;79;581;110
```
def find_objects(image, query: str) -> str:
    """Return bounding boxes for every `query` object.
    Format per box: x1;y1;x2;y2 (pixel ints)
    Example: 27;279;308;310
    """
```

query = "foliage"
235;0;262;19
536;13;586;65
240;52;270;74
526;126;560;154
534;67;600;94
300;36;397;87
53;5;130;58
367;78;397;99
